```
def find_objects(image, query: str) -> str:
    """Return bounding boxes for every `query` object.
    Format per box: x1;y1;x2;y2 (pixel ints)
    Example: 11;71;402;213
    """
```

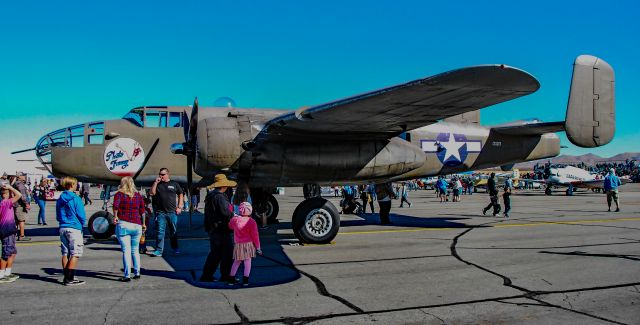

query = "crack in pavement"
102;285;135;325
220;292;251;324
539;250;640;262
210;281;640;324
528;297;628;325
419;309;446;324
449;219;632;325
259;254;364;313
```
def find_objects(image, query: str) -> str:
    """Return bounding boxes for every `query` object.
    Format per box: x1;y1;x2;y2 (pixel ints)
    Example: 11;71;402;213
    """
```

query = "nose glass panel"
35;124;85;172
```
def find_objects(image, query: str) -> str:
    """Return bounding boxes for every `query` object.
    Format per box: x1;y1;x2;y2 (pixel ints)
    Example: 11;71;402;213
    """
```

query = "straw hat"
211;174;237;188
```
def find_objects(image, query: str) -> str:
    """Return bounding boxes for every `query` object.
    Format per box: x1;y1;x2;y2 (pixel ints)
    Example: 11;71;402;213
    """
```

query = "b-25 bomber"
13;55;615;244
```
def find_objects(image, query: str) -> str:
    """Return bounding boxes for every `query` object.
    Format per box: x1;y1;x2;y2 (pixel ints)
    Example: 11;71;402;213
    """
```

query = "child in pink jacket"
228;202;261;286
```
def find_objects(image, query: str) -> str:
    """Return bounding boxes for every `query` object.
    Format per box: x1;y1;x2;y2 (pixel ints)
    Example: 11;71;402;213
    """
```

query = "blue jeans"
36;199;46;224
155;212;178;255
116;221;142;278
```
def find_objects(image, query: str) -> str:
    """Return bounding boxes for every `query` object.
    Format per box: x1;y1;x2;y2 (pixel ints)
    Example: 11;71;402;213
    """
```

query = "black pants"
484;195;501;215
378;200;392;224
504;197;511;215
200;232;233;281
399;196;411;207
82;192;92;205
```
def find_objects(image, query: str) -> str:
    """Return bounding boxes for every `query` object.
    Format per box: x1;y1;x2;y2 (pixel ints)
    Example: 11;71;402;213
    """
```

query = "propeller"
133;138;160;181
177;97;200;225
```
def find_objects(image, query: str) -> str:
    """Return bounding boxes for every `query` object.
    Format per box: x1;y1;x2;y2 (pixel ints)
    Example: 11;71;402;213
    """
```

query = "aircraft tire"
292;198;340;244
266;193;280;223
88;210;115;240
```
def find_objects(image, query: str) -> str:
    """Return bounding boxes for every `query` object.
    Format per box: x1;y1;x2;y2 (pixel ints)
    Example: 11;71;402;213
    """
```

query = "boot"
242;276;249;286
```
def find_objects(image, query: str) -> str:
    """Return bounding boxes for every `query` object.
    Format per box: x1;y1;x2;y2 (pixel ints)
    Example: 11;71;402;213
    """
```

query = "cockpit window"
169;112;181;127
145;110;168;128
123;109;144;127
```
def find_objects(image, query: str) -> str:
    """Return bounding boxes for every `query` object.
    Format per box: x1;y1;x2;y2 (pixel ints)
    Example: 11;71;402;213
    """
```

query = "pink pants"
230;258;252;277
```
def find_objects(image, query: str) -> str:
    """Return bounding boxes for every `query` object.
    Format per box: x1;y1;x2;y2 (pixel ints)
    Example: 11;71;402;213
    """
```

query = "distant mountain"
514;152;640;170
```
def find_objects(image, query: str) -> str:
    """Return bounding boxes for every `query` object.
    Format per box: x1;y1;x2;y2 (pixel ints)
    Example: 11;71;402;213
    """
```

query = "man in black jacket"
482;173;501;217
200;174;237;282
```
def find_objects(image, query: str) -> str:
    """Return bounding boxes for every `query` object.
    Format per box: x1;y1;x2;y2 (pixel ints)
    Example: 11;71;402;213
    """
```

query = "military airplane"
13;55;615;244
526;165;628;195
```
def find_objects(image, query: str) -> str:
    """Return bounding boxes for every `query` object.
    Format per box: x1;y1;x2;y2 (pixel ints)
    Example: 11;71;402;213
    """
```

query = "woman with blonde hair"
112;176;146;281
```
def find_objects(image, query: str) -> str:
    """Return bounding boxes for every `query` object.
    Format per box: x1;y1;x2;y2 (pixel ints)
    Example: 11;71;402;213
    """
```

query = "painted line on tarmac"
340;216;640;236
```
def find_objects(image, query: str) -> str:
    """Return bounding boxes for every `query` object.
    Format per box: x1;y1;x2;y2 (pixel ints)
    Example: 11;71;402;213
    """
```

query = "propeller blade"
186;154;193;230
11;147;36;154
133;138;160;181
182;109;190;142
188;97;199;144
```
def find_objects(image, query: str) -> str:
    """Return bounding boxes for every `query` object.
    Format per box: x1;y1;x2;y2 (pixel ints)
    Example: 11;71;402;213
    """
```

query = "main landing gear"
292;197;340;244
88;210;116;239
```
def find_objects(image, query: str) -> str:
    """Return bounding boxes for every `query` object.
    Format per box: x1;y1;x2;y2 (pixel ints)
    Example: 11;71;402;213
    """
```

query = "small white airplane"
533;165;627;195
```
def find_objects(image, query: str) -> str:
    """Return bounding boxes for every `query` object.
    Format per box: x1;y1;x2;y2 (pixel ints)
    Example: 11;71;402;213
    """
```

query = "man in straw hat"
200;174;236;282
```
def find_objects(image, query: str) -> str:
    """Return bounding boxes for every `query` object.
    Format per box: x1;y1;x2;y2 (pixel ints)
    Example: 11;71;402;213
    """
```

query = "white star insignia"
440;133;464;162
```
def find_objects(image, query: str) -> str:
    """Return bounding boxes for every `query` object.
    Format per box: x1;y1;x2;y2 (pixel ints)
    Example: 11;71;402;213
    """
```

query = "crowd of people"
0;168;264;286
0;160;630;285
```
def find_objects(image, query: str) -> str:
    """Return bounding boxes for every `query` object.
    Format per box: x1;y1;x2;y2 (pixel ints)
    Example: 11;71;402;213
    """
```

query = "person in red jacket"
227;202;261;286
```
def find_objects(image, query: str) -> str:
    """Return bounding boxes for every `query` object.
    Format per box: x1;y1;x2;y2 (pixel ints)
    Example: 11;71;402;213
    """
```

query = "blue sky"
1;0;639;171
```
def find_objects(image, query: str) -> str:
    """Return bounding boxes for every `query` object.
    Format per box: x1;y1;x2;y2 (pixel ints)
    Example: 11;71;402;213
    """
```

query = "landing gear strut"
292;197;340;244
252;188;280;224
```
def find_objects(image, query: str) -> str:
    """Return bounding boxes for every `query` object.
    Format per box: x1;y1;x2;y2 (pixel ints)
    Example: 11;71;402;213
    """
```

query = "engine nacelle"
195;117;243;177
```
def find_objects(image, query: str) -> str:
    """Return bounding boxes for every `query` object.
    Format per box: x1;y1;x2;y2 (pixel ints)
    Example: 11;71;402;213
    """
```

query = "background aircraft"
525;165;629;195
13;55;615;244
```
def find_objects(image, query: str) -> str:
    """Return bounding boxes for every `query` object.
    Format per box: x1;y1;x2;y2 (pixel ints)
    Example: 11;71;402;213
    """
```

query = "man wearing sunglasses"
149;168;184;257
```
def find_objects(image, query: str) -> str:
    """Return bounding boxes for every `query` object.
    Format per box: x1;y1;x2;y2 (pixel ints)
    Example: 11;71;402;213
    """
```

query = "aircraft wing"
257;65;539;141
492;121;565;136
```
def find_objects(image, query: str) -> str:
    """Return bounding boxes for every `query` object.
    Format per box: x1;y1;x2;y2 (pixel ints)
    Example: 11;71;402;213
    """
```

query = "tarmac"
2;184;640;324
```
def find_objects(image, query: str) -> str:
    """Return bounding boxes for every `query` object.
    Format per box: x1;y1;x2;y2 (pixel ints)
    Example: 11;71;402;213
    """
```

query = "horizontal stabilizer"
492;121;565;136
565;55;615;148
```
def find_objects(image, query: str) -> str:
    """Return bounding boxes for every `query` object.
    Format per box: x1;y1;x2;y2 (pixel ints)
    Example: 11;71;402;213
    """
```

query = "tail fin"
565;55;615;148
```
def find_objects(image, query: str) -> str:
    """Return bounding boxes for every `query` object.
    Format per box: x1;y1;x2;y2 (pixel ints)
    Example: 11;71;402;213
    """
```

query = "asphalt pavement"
2;184;640;324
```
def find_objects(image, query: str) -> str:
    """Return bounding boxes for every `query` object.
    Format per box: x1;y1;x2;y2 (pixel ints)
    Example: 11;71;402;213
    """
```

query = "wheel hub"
304;208;332;237
92;216;109;234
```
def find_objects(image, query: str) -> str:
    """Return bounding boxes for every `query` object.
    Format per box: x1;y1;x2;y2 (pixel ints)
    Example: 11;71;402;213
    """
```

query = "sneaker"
43;223;47;226
149;251;162;257
6;274;19;281
64;279;86;286
132;275;141;280
0;276;16;283
615;208;620;212
227;277;238;286
493;213;501;217
242;276;249;286
504;214;509;218
482;208;487;216
120;277;131;282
